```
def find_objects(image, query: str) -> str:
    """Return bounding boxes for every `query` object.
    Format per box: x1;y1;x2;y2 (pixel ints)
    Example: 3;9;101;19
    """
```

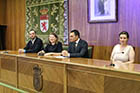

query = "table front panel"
18;57;64;93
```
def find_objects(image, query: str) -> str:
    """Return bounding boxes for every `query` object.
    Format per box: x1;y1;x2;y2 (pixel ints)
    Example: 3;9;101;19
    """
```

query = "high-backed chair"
62;45;68;51
88;45;94;58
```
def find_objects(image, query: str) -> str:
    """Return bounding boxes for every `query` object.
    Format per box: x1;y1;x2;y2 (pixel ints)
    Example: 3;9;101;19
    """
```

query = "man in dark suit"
19;30;43;53
62;30;88;58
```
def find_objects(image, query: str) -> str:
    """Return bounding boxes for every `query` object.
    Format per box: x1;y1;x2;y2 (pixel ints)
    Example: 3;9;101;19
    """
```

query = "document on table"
54;56;66;58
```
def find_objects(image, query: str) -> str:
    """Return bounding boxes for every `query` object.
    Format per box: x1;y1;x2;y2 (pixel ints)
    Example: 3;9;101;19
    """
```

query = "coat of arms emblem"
40;9;49;32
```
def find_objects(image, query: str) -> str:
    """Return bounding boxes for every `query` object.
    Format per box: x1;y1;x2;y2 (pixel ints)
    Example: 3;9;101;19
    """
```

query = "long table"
0;51;140;93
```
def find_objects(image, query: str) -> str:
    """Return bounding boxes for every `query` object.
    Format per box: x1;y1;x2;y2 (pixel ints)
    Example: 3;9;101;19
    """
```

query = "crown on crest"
40;9;48;15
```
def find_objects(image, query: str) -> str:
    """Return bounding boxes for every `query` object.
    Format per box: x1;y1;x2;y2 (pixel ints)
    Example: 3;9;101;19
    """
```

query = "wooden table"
0;51;140;93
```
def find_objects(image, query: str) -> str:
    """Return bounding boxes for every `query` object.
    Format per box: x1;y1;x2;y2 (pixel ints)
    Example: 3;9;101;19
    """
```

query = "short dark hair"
30;29;36;34
70;29;80;38
119;31;129;39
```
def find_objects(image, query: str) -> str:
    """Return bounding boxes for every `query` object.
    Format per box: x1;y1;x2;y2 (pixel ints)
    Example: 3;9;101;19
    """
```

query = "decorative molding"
64;0;68;44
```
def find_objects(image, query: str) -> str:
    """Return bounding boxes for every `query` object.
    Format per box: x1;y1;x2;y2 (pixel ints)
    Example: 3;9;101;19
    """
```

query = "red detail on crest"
40;14;49;32
40;15;48;20
41;22;47;31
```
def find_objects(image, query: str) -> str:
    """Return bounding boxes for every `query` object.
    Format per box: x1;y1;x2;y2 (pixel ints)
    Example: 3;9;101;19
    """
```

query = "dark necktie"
73;42;76;51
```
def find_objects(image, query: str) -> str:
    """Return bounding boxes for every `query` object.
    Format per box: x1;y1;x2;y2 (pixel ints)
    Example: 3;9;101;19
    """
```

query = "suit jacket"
44;41;62;53
68;39;88;58
24;37;43;53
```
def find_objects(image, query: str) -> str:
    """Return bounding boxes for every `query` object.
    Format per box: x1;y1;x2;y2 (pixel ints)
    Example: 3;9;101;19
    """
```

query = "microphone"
38;52;45;56
110;63;115;66
3;51;8;53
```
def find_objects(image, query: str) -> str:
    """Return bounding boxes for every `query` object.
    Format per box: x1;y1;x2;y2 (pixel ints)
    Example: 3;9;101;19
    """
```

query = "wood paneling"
18;57;64;92
6;0;25;50
67;64;140;93
0;85;18;93
68;70;104;93
69;0;140;63
0;0;6;25
104;76;140;93
93;46;113;60
0;55;17;87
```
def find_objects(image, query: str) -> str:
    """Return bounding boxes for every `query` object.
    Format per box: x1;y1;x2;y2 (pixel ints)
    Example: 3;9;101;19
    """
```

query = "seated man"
62;29;88;58
19;30;43;53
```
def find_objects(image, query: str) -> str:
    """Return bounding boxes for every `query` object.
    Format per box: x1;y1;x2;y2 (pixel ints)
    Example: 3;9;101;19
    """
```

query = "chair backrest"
62;45;94;58
63;45;68;50
88;45;94;58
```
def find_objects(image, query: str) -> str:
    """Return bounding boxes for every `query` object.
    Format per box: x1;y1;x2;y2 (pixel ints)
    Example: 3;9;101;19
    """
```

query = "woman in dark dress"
38;33;62;56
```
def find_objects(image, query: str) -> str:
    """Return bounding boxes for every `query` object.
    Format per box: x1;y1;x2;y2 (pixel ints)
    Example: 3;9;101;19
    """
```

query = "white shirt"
31;37;36;44
75;38;80;47
111;44;135;63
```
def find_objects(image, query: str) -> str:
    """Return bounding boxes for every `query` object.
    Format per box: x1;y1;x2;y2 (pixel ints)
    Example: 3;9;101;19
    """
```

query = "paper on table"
54;56;66;58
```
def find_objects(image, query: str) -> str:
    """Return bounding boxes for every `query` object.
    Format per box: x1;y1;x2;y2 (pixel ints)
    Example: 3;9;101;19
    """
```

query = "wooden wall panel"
18;57;64;92
68;69;104;93
0;55;17;87
0;0;6;25
0;85;18;93
69;0;140;63
6;0;25;50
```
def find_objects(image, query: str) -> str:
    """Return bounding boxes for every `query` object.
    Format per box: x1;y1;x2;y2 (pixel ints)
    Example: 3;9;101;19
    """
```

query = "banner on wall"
40;9;49;33
26;0;68;44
